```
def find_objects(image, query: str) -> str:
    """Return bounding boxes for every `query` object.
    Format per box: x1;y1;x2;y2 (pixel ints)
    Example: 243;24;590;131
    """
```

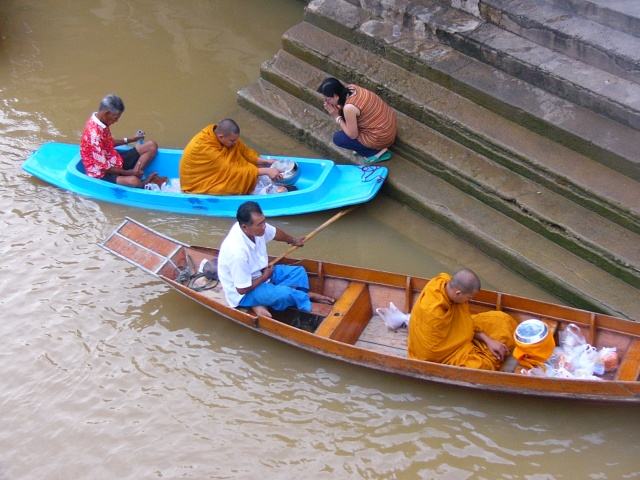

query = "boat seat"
615;338;640;381
314;281;372;343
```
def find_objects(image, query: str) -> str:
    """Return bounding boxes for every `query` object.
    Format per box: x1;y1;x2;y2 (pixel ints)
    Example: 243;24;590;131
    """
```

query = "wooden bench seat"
615;338;640;381
314;281;372;343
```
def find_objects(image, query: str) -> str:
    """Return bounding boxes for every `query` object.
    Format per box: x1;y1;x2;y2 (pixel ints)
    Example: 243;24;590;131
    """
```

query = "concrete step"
304;0;640;183
547;0;640;38
441;19;640;132
279;22;640;231
480;0;640;84
258;43;640;289
238;79;640;320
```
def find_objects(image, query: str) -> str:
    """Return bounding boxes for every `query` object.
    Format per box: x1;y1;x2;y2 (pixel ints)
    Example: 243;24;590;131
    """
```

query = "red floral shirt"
80;113;123;178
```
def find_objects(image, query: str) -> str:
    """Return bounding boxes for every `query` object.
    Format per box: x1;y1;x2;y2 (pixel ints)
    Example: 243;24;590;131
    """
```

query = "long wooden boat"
101;218;640;403
22;142;387;217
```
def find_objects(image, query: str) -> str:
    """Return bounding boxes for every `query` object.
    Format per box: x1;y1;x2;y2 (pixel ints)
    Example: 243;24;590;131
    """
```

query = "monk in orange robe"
408;269;517;370
179;119;282;195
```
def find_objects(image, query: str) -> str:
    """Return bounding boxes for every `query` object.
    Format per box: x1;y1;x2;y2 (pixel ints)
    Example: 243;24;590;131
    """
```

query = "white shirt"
217;221;277;307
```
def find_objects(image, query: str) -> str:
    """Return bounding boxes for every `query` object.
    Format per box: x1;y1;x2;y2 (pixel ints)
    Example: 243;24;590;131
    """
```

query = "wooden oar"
269;205;358;266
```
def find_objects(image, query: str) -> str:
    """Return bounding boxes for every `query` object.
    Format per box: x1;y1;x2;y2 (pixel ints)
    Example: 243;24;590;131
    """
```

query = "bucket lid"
515;319;549;344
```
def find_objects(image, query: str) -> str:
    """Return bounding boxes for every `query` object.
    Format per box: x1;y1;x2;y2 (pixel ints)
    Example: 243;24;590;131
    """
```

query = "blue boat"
22;142;388;217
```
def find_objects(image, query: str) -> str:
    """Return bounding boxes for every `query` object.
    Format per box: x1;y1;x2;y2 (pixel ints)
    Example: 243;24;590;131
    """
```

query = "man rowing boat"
217;201;334;318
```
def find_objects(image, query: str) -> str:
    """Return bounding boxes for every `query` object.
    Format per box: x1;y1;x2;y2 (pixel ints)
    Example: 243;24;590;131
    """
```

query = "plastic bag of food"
376;302;410;331
560;323;586;350
160;178;181;192
573;344;604;376
599;347;619;372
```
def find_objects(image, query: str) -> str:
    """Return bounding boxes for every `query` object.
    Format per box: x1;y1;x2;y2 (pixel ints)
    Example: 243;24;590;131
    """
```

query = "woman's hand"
323;101;340;118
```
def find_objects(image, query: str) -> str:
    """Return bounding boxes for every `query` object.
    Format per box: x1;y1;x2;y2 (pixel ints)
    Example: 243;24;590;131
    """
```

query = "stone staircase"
237;0;640;320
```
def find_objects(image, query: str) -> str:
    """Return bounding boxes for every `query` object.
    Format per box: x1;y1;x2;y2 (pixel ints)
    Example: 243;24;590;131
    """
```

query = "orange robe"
408;273;517;370
179;124;260;195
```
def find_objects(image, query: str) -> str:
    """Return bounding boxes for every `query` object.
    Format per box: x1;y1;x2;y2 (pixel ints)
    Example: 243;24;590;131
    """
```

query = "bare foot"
149;175;169;187
375;148;388;158
252;305;272;318
141;172;159;186
308;292;335;305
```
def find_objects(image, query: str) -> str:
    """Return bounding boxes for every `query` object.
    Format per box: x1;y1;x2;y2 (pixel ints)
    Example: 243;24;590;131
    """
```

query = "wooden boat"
22;142;387;217
101;217;640;404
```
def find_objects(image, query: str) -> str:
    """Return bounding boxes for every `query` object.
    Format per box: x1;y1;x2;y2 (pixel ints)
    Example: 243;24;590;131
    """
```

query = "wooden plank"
500;355;519;373
315;282;371;343
102;234;167;273
355;315;408;357
615;339;640;381
310;302;333;317
119;220;181;257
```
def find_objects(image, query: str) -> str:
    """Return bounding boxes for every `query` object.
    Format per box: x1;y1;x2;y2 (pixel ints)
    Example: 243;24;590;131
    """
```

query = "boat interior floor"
188;276;410;357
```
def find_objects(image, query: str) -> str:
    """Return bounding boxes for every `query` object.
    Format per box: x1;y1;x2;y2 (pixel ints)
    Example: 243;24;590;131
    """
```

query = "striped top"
346;84;397;150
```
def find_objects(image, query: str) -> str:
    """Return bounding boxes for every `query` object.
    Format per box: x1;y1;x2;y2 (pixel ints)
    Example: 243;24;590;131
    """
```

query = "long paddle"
268;205;358;266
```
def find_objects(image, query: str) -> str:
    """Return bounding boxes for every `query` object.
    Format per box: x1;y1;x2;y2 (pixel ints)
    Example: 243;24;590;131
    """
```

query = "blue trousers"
238;265;311;311
333;131;381;157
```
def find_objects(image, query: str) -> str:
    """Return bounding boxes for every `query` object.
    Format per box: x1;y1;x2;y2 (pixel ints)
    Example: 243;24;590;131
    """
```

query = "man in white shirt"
217;201;334;318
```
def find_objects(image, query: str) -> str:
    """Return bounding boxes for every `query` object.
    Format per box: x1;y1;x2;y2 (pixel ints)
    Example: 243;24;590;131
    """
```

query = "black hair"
237;201;263;225
317;77;350;107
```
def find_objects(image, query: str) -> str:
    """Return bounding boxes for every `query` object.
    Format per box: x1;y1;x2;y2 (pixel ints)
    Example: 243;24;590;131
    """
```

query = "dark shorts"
102;148;140;184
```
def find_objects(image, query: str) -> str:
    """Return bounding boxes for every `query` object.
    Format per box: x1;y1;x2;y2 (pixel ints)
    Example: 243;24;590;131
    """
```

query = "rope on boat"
359;165;386;183
173;254;219;292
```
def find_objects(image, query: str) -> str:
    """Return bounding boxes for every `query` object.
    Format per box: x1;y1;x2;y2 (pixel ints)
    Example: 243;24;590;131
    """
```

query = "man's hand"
131;165;144;178
289;237;304;247
476;332;509;361
261;265;274;282
264;168;282;181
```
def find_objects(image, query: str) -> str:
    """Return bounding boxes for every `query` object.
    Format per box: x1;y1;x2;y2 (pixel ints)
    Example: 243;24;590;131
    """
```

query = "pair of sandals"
363;151;392;165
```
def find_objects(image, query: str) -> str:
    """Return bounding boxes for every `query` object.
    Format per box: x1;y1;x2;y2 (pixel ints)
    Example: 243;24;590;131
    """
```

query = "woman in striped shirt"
318;77;397;164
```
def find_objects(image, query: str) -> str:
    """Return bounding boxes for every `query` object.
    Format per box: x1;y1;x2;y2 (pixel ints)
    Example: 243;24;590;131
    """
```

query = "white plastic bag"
160;178;181;192
376;302;410;331
560;323;586;350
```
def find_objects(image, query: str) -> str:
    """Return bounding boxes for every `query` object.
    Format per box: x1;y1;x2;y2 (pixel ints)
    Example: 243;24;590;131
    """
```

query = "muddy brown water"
0;1;637;478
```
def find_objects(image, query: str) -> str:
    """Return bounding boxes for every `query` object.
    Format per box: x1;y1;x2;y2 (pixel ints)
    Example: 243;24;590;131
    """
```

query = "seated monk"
179;118;283;195
408;269;517;370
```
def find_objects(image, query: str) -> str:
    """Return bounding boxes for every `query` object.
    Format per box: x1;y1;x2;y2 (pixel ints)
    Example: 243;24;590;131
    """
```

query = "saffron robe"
179;124;260;195
408;273;517;370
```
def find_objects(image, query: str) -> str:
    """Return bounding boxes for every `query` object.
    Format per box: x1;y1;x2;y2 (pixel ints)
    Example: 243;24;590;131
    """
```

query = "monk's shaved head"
448;269;481;294
215;118;240;136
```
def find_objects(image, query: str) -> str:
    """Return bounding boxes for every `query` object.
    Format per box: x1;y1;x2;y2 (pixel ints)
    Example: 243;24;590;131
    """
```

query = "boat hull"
23;142;387;217
101;218;640;404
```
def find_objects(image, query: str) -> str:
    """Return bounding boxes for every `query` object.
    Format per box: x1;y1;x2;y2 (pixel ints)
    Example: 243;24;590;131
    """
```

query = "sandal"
363;151;392;164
